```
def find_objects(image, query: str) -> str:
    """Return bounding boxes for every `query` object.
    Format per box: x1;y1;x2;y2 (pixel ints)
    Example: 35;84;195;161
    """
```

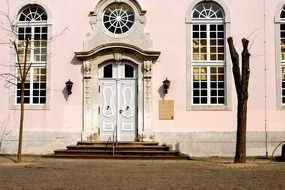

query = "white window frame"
186;0;231;111
10;4;51;110
99;62;137;79
275;3;285;110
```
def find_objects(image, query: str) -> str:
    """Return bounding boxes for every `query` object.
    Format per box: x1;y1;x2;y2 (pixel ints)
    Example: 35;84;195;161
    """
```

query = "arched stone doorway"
75;44;160;141
75;0;160;142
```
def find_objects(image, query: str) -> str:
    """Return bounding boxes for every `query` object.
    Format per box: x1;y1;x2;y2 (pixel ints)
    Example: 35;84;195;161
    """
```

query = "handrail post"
112;127;115;157
112;125;117;157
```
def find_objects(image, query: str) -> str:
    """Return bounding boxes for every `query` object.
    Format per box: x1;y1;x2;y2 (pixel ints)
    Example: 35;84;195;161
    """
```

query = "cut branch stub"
227;37;241;94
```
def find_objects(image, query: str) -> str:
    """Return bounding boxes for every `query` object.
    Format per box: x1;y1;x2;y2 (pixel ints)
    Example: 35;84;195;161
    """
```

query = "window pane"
33;90;39;96
193;90;200;96
103;64;113;78
201;98;207;104
201;82;207;87
218;98;225;104
24;97;30;103
40;98;46;104
125;64;134;78
193;82;200;88
200;25;206;31
33;97;39;104
218;90;224;96
211;90;217;96
201;90;207;96
193;97;200;104
211;98;217;104
193;25;199;31
193;32;199;38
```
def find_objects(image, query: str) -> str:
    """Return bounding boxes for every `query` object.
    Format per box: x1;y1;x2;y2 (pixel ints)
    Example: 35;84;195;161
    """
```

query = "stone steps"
49;154;190;160
66;144;169;151
48;141;190;160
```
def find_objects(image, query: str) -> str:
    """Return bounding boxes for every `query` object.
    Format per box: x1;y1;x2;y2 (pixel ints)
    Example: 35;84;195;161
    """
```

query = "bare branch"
22;37;31;81
49;26;69;42
245;27;262;41
4;79;17;87
0;73;18;87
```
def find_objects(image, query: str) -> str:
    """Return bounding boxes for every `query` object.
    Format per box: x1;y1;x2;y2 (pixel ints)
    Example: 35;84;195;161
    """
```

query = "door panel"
99;79;137;141
100;80;117;140
118;80;136;141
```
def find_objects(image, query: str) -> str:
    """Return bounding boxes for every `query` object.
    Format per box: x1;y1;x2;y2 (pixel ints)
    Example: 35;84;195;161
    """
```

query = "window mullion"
207;24;211;105
207;24;210;61
29;68;33;104
30;26;35;63
207;66;211;105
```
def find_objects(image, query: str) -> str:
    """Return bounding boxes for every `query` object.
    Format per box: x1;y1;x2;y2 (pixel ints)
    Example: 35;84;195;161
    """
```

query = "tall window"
280;6;285;104
191;2;225;105
16;5;48;105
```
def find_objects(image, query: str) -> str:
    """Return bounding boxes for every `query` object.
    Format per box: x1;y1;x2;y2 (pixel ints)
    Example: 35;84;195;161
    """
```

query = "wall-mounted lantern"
65;79;73;95
163;78;171;94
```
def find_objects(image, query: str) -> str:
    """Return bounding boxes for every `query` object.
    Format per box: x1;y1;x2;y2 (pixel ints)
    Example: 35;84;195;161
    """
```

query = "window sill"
9;104;50;110
187;104;231;111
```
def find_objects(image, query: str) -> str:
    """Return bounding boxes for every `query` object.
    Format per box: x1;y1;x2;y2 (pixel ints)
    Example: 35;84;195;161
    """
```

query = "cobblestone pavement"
0;156;284;190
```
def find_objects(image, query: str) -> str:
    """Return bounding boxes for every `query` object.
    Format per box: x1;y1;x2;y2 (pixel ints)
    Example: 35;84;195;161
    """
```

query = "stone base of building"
0;131;284;157
154;131;285;157
0;131;81;155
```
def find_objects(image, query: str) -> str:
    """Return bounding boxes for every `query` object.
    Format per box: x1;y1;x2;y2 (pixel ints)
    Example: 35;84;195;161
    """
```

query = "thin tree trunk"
17;81;25;163
16;38;29;163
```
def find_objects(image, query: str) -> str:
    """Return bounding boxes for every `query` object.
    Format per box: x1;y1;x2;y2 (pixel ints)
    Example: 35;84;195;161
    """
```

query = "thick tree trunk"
227;37;250;163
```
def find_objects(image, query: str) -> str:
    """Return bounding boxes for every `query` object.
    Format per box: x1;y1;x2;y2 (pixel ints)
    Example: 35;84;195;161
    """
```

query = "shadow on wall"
62;87;69;101
158;85;165;100
71;56;83;75
61;55;82;101
0;112;15;154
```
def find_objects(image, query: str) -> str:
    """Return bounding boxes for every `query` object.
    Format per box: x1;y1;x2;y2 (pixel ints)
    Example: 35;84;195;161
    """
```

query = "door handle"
126;106;129;110
107;106;110;110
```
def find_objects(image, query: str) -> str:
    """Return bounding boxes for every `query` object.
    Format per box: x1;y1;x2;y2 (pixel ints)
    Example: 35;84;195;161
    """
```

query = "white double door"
99;79;137;141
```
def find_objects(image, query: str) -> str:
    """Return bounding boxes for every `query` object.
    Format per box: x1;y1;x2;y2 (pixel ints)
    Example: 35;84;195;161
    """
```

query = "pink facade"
0;0;284;156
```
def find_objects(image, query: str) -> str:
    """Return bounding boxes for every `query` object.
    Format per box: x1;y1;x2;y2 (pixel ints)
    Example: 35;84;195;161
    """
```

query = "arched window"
16;5;48;105
100;62;137;79
188;1;227;107
192;3;224;19
280;6;285;104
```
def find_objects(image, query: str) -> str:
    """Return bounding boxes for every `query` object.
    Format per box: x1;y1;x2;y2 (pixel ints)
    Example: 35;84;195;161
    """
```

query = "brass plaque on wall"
159;100;174;120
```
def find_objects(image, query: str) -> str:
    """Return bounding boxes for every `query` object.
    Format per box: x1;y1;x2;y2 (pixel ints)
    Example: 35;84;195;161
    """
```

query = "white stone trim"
77;0;160;141
12;0;53;25
89;0;146;39
80;51;158;142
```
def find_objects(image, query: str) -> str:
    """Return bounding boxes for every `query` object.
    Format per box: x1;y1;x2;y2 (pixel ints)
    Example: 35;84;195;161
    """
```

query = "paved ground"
0;156;284;190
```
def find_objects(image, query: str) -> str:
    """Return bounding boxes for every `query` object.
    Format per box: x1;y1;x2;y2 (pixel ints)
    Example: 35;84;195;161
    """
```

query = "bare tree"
0;3;32;163
227;37;251;163
0;1;67;163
